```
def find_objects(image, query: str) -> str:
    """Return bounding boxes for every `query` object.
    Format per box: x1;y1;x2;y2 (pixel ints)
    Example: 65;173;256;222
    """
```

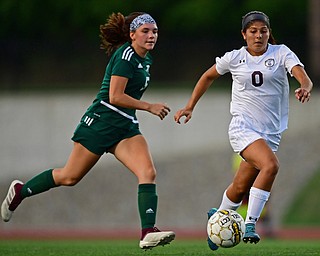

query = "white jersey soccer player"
216;44;303;135
175;11;313;249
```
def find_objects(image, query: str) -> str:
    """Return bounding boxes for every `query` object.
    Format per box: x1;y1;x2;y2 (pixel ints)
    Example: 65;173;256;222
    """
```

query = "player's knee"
62;177;80;186
56;175;81;186
263;159;279;178
53;168;83;186
146;168;156;181
138;167;156;183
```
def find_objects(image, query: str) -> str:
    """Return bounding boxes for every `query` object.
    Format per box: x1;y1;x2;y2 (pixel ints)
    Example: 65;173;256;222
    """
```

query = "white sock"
245;187;270;225
218;190;242;211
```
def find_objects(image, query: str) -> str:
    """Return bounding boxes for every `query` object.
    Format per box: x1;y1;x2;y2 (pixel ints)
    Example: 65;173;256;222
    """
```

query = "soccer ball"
207;209;245;248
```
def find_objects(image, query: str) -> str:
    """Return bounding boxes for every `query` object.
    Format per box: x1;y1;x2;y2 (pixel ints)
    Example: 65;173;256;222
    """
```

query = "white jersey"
216;44;303;134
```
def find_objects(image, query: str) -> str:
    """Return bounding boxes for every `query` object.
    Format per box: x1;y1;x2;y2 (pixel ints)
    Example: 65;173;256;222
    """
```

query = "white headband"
130;14;156;31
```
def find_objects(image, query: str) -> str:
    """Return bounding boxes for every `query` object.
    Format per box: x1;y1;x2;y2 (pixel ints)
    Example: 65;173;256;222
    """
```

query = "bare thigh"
53;142;101;186
110;134;156;184
242;139;279;191
227;139;279;202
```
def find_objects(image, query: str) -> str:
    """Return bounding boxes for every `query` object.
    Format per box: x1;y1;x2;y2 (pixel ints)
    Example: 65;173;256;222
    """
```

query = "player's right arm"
109;75;170;120
174;64;221;124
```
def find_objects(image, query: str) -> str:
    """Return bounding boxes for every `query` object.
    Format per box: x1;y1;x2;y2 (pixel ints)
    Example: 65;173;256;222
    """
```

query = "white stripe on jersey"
122;47;134;61
84;116;94;126
100;100;139;124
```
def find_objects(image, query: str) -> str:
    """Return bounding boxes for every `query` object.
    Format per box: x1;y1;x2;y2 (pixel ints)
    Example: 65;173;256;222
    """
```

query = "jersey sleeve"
111;55;135;79
281;45;304;77
215;51;233;75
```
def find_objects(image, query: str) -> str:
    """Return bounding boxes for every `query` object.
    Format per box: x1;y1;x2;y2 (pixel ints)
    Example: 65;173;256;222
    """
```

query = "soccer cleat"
139;227;175;249
1;180;24;222
207;208;219;251
243;223;261;244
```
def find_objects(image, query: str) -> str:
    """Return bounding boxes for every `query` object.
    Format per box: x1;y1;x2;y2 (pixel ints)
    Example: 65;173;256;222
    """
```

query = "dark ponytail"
100;12;146;55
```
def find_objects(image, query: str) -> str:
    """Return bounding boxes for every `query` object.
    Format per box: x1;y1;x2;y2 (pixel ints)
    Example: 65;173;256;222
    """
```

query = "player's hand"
174;108;192;124
149;103;171;120
295;88;311;103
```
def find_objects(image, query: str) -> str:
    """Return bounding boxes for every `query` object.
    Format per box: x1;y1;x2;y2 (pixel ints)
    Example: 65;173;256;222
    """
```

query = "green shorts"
72;106;141;155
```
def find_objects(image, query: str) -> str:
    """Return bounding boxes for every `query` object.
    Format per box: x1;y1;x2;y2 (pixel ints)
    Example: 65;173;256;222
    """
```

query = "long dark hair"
99;12;145;55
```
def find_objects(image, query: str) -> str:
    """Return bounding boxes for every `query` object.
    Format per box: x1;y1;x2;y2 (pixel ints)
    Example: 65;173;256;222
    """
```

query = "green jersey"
89;42;153;128
99;42;153;101
72;42;152;154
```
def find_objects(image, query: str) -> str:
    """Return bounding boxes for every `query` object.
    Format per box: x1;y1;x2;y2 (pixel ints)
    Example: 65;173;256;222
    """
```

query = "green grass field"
0;239;320;256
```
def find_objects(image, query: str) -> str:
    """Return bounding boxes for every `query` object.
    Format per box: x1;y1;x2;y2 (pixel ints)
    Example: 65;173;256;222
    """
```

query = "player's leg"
222;115;261;215
243;139;279;191
52;142;101;186
111;135;157;233
220;159;259;209
207;158;259;250
110;134;175;249
241;139;279;243
1;142;101;222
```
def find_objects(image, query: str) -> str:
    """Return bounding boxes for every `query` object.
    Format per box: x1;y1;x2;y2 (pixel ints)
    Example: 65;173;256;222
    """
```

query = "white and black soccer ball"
207;209;245;248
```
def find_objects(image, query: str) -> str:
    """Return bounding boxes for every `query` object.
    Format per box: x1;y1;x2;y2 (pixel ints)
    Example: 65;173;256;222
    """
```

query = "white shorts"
228;115;281;153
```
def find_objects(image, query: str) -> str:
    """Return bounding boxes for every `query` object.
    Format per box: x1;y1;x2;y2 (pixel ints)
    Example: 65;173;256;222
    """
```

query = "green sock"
138;184;158;229
21;169;58;199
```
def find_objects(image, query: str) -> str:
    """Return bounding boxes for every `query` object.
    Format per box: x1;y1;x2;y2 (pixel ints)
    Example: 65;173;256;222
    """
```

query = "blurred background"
1;0;320;89
1;0;319;239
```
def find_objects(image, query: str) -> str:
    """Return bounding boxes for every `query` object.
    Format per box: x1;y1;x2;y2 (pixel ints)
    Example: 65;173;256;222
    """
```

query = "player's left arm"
291;65;313;103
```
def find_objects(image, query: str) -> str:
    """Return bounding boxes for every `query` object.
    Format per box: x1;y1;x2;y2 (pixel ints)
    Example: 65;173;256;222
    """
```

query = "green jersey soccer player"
1;12;175;250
